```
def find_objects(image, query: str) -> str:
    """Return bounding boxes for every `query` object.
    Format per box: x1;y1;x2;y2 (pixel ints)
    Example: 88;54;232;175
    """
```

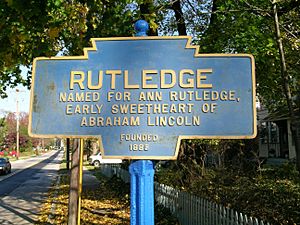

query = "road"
0;150;64;225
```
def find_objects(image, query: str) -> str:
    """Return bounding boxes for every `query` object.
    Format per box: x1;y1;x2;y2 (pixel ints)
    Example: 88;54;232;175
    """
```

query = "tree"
0;0;210;96
0;0;59;97
197;0;300;169
199;0;299;106
0;0;137;97
272;0;300;170
0;112;42;151
0;116;8;148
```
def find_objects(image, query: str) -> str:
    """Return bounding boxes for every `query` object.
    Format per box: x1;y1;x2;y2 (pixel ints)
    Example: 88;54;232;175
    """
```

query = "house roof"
262;107;300;122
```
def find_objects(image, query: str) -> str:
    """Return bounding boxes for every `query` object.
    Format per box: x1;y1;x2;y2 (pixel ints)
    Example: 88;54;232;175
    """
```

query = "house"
257;106;300;160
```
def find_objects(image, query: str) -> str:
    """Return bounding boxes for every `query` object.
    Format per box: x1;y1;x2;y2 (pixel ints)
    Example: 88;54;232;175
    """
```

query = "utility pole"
273;2;300;171
16;89;20;160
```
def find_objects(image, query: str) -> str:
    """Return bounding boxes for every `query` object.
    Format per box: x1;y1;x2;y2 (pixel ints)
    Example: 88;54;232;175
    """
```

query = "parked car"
88;152;122;167
0;157;11;175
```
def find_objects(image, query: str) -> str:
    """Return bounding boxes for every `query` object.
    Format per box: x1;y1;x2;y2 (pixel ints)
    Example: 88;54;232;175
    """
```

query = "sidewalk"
82;167;101;189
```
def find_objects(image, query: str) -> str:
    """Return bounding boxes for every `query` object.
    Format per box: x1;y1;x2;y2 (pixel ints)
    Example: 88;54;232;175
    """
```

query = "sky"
0;86;30;114
0;66;31;115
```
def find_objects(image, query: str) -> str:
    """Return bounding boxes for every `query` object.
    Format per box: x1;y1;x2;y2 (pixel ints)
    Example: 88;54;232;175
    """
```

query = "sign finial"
134;20;149;36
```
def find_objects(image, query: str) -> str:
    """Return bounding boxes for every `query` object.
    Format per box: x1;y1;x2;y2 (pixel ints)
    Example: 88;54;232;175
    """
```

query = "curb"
48;174;62;223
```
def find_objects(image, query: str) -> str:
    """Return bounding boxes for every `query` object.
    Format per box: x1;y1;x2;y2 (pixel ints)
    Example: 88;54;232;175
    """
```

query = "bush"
156;162;300;225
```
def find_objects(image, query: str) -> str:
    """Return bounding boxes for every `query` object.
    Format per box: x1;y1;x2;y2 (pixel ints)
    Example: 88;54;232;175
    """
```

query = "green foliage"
156;138;300;224
0;117;8;147
1;0;299;111
156;163;187;189
155;203;179;225
0;0;58;96
263;162;300;181
199;0;300;110
0;0;138;97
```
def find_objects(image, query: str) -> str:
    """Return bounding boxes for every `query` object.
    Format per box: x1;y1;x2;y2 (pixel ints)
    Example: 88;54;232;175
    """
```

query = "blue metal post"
129;160;155;225
129;20;155;225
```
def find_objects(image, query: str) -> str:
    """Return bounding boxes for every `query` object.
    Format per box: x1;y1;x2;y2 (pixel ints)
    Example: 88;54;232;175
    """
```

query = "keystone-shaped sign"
29;36;256;160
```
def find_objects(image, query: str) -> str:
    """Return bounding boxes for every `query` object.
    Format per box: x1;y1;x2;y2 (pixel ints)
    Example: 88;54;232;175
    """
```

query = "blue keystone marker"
29;22;256;160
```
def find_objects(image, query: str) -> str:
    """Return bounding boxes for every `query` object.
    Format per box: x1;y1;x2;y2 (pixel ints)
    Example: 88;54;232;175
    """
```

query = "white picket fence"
100;164;270;225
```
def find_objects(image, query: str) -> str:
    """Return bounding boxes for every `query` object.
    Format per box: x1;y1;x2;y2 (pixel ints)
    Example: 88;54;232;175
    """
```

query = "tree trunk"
200;0;221;52
171;0;187;35
209;0;218;26
140;1;158;36
273;3;300;171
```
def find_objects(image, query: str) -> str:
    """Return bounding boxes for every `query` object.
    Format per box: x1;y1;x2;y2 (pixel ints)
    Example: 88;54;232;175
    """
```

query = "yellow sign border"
29;36;257;160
